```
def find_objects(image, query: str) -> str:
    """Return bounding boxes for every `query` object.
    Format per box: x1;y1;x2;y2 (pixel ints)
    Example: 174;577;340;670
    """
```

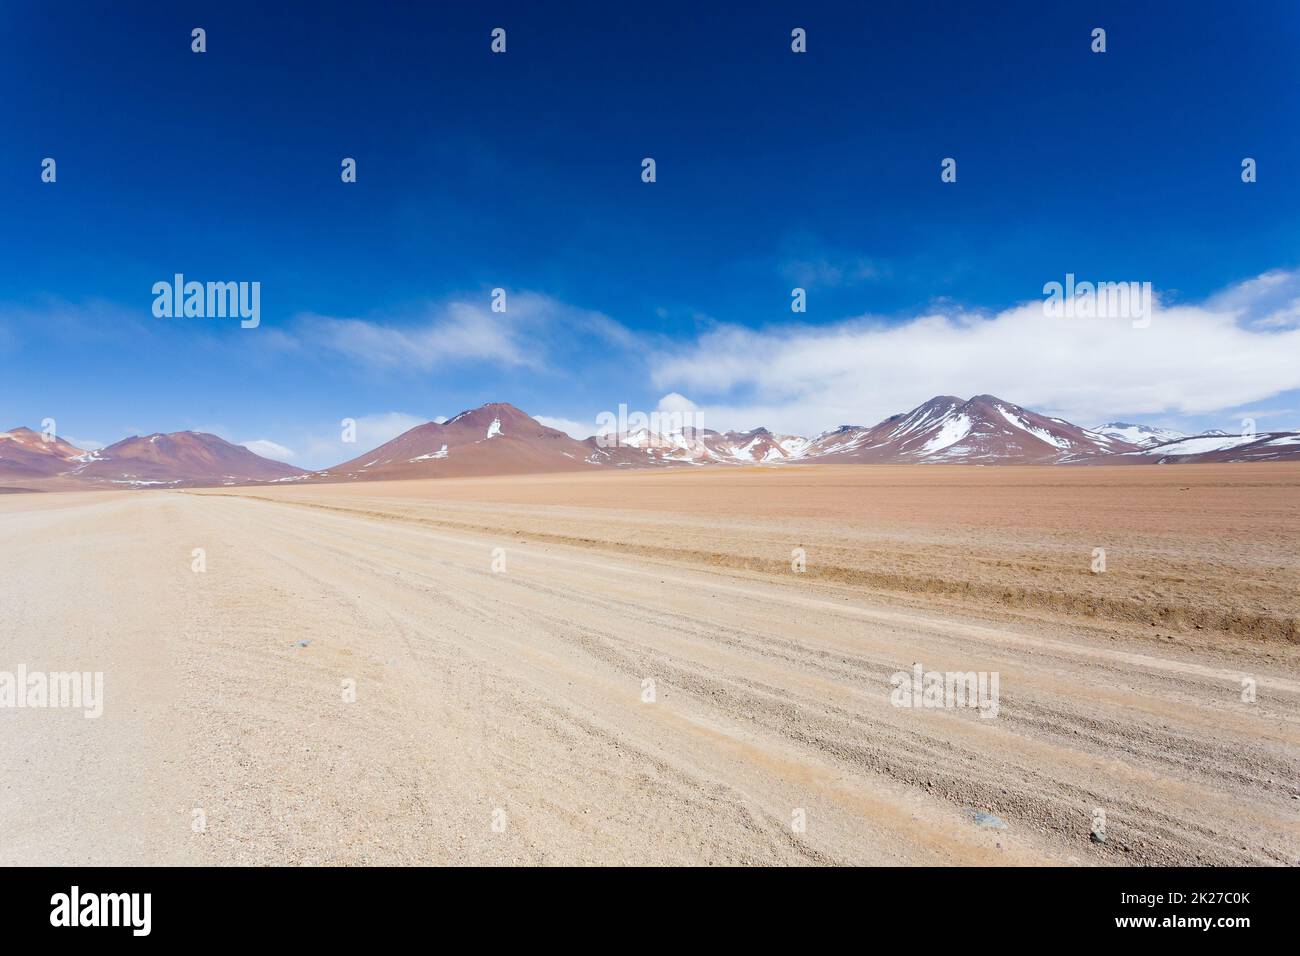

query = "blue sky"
2;1;1299;466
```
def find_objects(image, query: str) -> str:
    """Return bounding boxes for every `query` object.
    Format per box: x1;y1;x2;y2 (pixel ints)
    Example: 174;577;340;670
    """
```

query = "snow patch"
920;413;972;453
994;405;1071;449
1134;434;1260;456
410;445;449;462
1094;422;1188;447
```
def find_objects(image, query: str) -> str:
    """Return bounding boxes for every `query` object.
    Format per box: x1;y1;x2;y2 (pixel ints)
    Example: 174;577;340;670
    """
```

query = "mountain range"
4;395;1298;490
0;427;304;491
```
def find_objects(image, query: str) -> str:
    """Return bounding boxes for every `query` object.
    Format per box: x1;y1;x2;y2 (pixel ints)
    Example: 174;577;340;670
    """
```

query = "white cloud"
63;435;106;451
295;292;635;373
1206;269;1300;329
352;412;430;445
535;415;595;439
241;439;296;462
300;303;532;370
297;411;428;470
775;236;887;290
656;392;698;414
651;269;1300;434
782;255;882;289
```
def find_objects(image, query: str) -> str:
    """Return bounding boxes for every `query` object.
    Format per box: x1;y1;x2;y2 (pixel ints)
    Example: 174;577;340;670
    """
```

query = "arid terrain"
2;464;1298;865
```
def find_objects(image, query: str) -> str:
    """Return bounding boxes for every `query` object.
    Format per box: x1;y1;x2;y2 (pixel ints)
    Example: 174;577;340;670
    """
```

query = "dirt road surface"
2;466;1298;865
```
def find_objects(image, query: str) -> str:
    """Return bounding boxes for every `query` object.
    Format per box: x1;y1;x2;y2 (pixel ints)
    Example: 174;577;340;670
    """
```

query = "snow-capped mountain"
795;395;1138;464
311;399;1300;480
1093;422;1189;448
326;402;596;479
12;398;1296;492
0;427;86;478
589;425;810;467
71;431;306;485
708;428;810;463
2;426;303;487
572;396;1138;468
1119;431;1300;463
583;424;710;467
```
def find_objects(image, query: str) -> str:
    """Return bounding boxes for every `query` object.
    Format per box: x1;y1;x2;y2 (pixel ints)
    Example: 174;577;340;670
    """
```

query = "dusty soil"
1;464;1298;865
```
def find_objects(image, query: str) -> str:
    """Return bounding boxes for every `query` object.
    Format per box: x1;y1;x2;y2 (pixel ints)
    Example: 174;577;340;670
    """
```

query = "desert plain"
1;463;1298;865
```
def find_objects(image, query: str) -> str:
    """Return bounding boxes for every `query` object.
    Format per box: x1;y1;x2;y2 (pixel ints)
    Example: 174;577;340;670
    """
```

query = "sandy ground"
1;464;1298;865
